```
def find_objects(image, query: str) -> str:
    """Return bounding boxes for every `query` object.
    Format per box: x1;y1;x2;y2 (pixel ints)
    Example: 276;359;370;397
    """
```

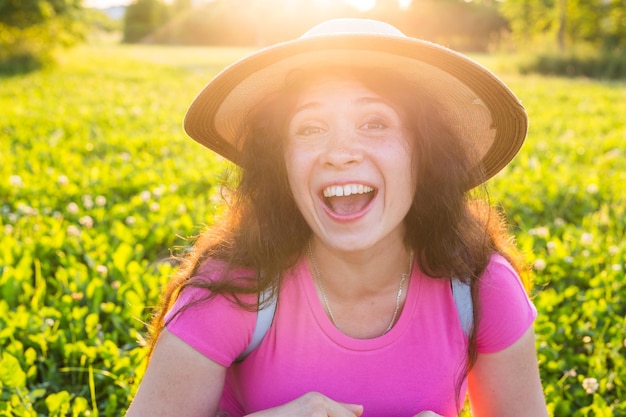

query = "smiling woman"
125;18;548;417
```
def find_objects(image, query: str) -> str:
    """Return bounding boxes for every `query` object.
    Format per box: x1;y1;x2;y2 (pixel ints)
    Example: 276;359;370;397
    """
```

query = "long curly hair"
147;65;529;406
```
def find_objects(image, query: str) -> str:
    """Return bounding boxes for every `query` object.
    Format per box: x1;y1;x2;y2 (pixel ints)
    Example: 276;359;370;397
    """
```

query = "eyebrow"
292;96;393;116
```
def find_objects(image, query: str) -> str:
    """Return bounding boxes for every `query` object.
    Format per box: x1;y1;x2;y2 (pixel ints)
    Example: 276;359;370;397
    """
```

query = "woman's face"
284;77;417;253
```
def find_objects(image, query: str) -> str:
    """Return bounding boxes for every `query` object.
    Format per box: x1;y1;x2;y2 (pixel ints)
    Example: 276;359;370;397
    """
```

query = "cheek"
401;133;419;188
284;147;309;197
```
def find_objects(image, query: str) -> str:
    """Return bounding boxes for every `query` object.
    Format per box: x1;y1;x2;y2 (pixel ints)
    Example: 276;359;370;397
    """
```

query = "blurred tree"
0;0;86;73
170;0;192;15
399;0;506;51
141;0;507;51
123;0;168;43
498;0;626;50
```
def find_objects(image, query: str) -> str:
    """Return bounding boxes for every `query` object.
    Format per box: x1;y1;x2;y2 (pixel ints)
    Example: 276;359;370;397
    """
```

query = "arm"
126;330;363;417
125;329;227;417
468;326;548;417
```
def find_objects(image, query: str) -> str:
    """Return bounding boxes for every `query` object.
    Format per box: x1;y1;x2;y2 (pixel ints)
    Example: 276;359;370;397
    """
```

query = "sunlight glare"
345;0;376;12
398;0;412;10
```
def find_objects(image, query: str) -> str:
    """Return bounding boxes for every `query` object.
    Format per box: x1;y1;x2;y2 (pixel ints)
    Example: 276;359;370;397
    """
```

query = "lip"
318;181;378;222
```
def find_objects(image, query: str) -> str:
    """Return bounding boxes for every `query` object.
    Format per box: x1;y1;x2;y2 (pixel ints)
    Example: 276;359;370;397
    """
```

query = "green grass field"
1;44;625;416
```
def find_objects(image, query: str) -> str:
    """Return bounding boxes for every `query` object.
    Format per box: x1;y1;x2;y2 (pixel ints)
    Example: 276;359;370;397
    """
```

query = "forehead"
290;76;405;118
295;77;379;102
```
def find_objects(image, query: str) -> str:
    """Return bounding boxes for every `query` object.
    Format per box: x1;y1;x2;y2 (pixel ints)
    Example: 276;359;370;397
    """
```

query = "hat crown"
301;18;406;39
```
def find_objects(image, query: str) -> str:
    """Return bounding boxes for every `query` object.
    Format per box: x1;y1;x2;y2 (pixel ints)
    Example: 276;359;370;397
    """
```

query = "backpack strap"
235;287;277;362
451;278;474;337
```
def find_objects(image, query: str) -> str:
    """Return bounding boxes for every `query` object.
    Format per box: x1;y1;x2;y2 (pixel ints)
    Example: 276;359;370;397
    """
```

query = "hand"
245;392;363;417
413;412;444;417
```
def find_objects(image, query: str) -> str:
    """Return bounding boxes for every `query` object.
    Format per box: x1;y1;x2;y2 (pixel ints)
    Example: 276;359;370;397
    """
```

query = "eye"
295;124;325;137
360;118;387;130
363;121;385;130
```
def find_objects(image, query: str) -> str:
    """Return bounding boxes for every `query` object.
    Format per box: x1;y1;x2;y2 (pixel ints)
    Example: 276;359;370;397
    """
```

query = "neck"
307;237;414;338
307;237;413;298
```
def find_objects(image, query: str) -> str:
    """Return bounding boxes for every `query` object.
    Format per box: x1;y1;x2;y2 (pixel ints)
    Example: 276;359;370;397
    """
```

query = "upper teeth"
323;184;374;198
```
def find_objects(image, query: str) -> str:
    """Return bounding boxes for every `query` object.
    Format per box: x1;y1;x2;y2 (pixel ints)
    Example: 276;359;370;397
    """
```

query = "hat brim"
184;34;527;188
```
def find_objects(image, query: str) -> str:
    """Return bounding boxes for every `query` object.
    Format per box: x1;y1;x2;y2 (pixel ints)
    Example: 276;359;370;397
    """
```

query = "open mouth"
322;183;376;216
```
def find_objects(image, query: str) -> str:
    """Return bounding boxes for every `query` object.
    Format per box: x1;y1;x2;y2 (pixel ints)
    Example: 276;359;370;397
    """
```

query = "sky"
83;0;412;12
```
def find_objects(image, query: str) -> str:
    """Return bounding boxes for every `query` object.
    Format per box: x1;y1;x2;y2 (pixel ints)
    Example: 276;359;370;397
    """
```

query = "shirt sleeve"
164;277;257;367
476;254;537;354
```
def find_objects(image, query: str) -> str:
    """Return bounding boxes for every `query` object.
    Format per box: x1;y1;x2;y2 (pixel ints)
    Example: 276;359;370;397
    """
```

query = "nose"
320;126;363;168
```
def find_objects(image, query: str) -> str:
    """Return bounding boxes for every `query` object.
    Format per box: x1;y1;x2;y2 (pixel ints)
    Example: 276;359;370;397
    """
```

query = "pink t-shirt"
166;254;536;417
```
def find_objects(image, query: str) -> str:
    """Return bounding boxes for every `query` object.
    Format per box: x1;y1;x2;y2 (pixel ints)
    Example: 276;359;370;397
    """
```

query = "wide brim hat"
184;18;527;188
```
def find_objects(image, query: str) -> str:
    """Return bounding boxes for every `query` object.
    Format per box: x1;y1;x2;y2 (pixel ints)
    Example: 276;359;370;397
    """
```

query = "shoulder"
479;253;527;294
164;259;259;366
475;253;537;353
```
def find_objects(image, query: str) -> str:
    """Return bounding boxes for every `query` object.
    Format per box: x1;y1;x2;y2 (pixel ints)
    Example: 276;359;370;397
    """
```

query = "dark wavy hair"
148;65;529;409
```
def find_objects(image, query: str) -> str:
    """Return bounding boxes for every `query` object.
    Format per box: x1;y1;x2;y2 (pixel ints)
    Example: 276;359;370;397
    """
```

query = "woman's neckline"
298;255;422;349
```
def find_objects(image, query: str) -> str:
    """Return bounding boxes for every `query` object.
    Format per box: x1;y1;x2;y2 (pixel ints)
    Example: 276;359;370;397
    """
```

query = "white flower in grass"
611;264;622;272
58;175;69;186
564;256;574;264
169;183;179;192
140;190;151;202
82;195;94;209
150;202;160;212
120;152;131;162
9;175;23;187
52;211;63;220
96;265;108;275
533;259;546;271
4;225;13;234
79;216;94;228
95;195;107;207
67;202;79;214
67;225;81;237
153;185;166;198
17;203;35;215
582;377;599;394
586;184;599;194
546;241;557;254
125;216;136;225
554;218;566;227
581;233;593;245
608;246;619;255
7;213;17;223
177;204;186;214
530;227;549;238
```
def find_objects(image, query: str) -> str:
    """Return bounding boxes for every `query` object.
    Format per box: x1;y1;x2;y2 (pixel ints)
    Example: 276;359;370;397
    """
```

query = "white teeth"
323;184;374;198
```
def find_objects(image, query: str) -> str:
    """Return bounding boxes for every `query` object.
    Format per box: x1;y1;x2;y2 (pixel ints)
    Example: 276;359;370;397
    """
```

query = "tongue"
326;194;371;215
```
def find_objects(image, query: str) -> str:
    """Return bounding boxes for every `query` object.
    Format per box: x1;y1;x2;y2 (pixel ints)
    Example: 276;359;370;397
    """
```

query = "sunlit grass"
1;44;625;416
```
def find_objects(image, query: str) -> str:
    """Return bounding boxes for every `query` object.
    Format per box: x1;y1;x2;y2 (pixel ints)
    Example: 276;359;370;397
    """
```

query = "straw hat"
184;18;527;187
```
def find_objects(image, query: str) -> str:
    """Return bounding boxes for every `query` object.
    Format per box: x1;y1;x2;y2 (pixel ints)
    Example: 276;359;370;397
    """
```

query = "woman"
126;19;548;417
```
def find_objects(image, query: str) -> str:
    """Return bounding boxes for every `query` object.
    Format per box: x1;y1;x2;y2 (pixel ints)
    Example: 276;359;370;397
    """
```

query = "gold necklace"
307;241;413;335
